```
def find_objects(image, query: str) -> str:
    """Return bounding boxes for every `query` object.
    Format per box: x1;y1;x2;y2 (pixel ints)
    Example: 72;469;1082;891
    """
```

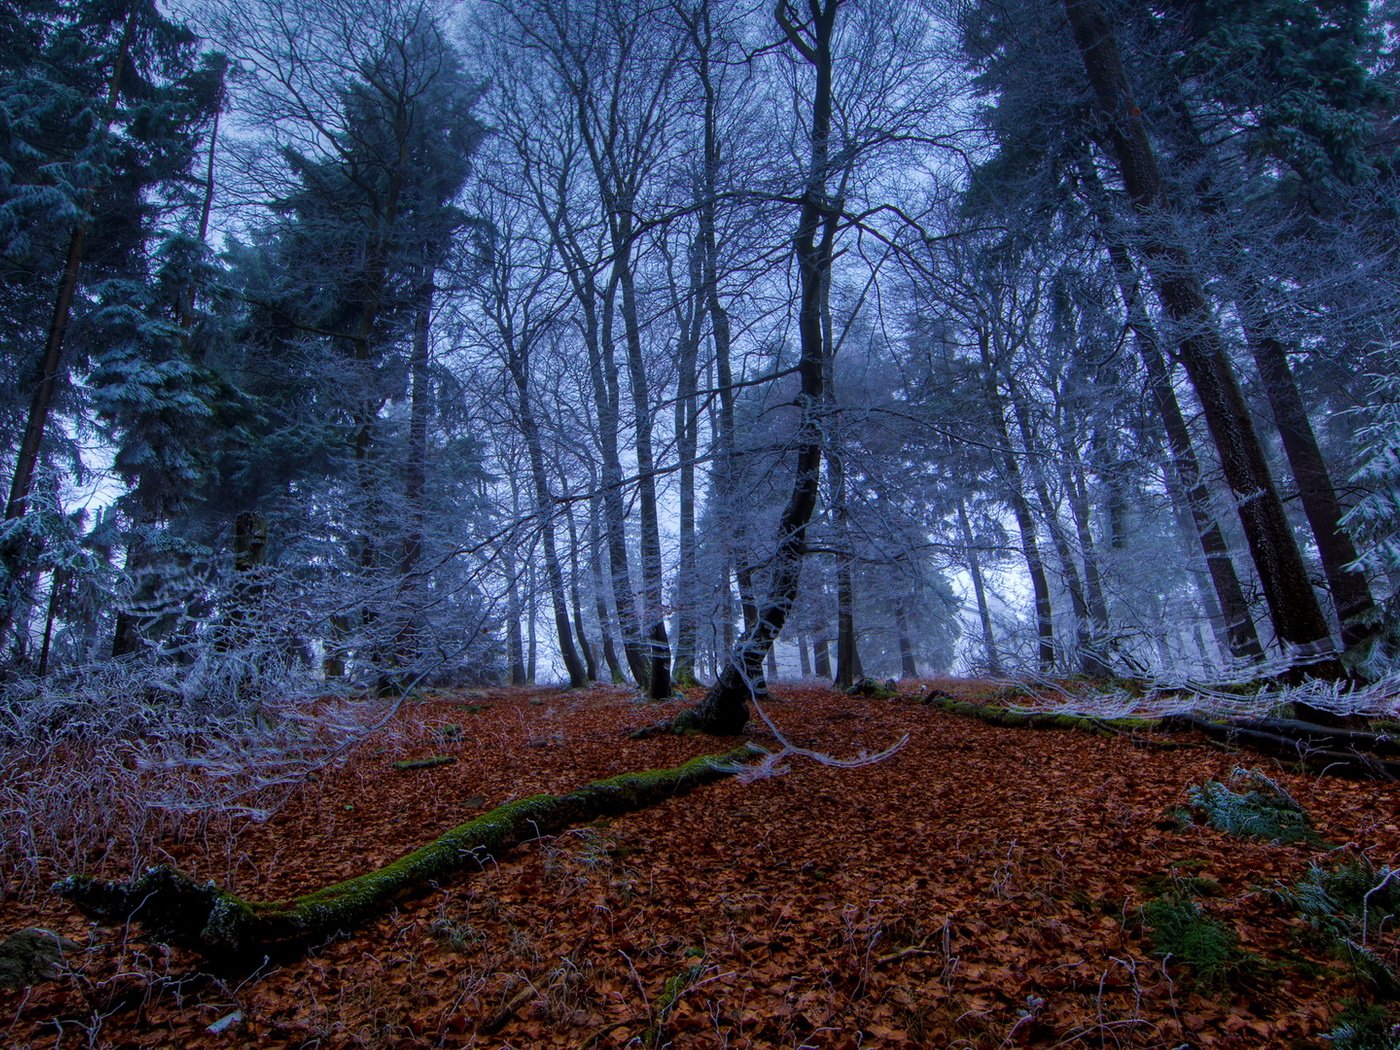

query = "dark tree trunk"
503;493;527;687
1235;296;1375;649
1063;0;1337;668
980;333;1055;669
616;249;671;699
507;340;588;689
671;238;704;686
895;598;918;679
692;0;843;734
392;269;434;678
1006;376;1110;676
562;497;598;683
826;444;861;688
798;633;813;677
812;630;832;679
587;492;624;683
37;568;63;677
1076;154;1264;660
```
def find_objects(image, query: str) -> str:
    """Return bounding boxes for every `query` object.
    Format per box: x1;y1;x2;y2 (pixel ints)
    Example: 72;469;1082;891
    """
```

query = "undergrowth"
1280;855;1400;994
1140;893;1255;992
1188;767;1321;845
1326;1001;1400;1050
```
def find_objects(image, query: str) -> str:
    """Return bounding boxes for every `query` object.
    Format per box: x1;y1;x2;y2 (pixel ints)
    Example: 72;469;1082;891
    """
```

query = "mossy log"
55;745;762;960
392;755;456;771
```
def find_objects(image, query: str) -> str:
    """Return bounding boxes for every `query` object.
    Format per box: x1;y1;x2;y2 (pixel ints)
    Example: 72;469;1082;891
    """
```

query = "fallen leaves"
1;680;1396;1047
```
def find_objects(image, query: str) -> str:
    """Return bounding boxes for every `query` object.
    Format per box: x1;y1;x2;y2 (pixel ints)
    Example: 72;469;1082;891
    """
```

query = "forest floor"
2;679;1398;1048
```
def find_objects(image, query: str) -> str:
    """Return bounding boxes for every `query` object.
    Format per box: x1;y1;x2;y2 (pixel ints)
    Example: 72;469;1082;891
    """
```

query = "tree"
0;0;223;651
1061;0;1340;670
692;0;844;733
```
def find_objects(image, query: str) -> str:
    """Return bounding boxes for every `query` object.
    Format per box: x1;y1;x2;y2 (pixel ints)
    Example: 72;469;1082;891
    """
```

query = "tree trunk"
1153;90;1376;658
671;238;704;687
1235;292;1375;649
1076;153;1263;660
59;746;762;959
562;495;598;683
1005;375;1110;676
1063;0;1337;668
826;443;861;688
692;0;842;734
980;332;1055;670
615;247;671;699
391;268;434;679
812;630;832;679
587;492;624;683
895;597;918;679
957;499;1003;676
526;554;538;684
593;282;650;687
507;344;588;688
798;633;813;677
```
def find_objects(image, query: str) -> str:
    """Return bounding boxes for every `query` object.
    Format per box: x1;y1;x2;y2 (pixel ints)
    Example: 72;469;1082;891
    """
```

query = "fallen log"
56;744;762;960
1219;717;1400;758
1166;715;1400;781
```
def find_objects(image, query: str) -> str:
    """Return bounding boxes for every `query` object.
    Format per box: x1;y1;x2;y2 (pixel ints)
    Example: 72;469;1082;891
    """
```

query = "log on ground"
55;744;763;960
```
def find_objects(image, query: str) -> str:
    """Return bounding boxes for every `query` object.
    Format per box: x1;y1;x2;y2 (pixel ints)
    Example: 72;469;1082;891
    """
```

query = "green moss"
392;755;456;771
846;677;899;699
1142;872;1223;899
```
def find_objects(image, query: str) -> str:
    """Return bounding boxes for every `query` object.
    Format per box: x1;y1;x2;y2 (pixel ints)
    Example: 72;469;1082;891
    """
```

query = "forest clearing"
2;678;1397;1048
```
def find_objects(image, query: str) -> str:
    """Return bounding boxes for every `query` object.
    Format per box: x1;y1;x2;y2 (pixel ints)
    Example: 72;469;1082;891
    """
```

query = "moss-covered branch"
56;745;763;959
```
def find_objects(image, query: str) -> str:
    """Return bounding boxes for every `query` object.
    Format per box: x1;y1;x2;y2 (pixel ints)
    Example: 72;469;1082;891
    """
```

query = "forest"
1;0;1399;1046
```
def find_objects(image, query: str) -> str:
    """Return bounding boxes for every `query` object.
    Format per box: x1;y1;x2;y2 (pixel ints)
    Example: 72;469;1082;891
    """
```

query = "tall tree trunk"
526;554;538;684
390;268;434;679
1153;90;1376;657
1;9;139;646
504;483;528;687
587;491;624;683
1076;154;1263;659
562;494;598;683
826;443;861;688
671;238;704;686
1234;291;1375;649
37;567;63;677
895;597;918;679
1006;380;1108;676
1059;452;1110;632
593;281;650;686
615;244;671;698
1063;0;1337;668
981;332;1055;669
798;633;813;677
957;499;1003;676
508;342;588;688
693;0;842;733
